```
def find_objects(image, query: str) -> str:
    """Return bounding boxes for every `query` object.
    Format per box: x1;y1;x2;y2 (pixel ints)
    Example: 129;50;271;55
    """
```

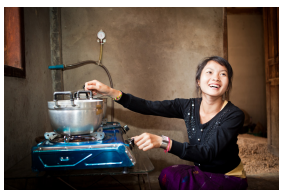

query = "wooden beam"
226;7;263;15
223;8;228;60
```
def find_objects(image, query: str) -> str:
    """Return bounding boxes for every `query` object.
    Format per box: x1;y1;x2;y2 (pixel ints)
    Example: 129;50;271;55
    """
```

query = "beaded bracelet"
112;91;122;101
164;137;170;153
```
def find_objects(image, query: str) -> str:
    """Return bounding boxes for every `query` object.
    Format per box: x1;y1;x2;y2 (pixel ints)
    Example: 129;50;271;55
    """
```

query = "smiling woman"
198;61;229;99
84;56;247;190
195;56;233;101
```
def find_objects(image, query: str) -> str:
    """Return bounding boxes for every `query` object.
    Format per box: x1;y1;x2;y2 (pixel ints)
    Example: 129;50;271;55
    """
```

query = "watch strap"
160;135;169;149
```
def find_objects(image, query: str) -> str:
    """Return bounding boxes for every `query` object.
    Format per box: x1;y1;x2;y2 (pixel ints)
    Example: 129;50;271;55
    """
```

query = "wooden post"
50;7;64;96
263;7;279;157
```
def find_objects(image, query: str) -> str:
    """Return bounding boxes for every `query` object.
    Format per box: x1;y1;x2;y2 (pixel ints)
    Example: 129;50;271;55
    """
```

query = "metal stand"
53;173;152;190
57;177;77;190
122;167;128;174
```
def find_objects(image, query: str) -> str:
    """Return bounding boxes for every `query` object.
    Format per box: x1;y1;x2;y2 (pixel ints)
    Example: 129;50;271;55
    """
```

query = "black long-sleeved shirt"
117;92;244;174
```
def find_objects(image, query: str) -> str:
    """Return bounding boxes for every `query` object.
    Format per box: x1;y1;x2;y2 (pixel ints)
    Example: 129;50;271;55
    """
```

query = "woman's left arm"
132;109;244;155
132;133;163;151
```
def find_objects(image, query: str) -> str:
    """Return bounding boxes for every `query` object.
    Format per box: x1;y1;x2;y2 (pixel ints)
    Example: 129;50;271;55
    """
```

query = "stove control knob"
123;125;130;132
122;125;129;134
124;125;129;131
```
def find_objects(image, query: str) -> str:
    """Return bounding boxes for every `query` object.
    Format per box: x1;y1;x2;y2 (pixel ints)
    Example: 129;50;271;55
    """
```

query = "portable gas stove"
33;30;138;174
31;122;136;172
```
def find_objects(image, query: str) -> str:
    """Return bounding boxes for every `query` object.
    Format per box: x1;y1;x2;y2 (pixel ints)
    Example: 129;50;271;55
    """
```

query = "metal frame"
5;172;152;190
4;7;26;78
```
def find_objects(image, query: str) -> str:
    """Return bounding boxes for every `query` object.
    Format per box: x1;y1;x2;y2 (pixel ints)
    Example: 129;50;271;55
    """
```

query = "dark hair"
195;56;233;100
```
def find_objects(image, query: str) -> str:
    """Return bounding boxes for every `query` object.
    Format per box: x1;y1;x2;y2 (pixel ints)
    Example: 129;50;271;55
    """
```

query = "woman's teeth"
210;85;219;88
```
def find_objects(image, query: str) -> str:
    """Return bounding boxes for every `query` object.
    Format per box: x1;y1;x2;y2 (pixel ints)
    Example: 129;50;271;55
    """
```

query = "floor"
4;172;279;190
5;174;152;190
245;172;279;190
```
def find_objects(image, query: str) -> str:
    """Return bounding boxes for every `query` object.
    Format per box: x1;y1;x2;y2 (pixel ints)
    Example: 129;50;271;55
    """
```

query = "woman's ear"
197;79;200;86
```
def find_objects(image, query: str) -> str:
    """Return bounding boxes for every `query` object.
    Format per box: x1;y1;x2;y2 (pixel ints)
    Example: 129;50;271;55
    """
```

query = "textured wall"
227;15;266;129
61;7;224;180
4;8;53;171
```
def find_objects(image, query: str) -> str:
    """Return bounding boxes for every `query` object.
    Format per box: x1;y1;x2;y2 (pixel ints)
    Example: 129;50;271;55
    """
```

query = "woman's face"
198;60;229;98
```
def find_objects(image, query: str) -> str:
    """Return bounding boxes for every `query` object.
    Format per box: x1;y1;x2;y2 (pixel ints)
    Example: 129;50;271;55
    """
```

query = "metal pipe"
98;44;103;65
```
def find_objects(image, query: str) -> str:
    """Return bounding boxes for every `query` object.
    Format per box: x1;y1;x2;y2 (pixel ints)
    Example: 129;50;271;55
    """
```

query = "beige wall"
4;8;53;171
61;7;224;179
227;14;267;129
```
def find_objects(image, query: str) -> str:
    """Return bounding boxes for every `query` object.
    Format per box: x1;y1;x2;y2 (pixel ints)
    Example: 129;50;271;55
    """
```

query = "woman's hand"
133;133;162;151
85;80;111;96
85;80;121;98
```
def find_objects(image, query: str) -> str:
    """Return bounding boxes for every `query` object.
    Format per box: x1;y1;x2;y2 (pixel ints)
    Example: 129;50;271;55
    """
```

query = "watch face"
162;135;169;143
97;31;105;39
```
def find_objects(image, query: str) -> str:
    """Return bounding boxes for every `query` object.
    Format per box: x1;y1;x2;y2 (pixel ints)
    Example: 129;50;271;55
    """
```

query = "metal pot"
98;97;107;119
75;92;107;119
48;91;103;135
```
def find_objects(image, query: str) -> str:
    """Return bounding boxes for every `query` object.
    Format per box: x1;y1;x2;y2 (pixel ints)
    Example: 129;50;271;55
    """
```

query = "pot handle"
76;90;93;100
74;91;89;99
53;91;75;107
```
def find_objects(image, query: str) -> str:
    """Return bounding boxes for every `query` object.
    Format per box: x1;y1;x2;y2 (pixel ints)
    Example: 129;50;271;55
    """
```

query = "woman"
85;56;248;190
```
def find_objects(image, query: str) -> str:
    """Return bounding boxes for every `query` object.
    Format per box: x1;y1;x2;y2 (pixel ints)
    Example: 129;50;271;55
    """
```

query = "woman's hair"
195;56;233;100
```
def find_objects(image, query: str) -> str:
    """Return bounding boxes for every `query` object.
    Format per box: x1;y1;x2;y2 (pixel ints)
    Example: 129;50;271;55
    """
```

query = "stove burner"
49;133;111;143
50;135;96;143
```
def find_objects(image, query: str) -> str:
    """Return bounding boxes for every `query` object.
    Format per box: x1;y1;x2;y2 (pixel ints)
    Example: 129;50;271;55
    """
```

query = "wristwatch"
160;135;169;149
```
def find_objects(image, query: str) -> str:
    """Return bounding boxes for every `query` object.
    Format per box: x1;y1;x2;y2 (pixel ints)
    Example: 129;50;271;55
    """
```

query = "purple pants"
158;165;248;190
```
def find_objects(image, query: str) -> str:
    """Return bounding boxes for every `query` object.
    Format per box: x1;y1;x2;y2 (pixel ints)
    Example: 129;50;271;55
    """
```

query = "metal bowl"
48;91;103;135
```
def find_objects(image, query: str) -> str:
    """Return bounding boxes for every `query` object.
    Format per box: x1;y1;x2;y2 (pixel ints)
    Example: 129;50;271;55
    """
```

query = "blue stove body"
31;123;136;172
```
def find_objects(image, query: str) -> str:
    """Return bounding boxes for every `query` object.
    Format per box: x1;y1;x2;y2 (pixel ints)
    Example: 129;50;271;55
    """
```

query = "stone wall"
4;7;53;171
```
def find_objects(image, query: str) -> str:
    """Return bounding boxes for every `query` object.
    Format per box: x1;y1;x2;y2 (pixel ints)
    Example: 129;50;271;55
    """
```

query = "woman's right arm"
85;80;186;119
